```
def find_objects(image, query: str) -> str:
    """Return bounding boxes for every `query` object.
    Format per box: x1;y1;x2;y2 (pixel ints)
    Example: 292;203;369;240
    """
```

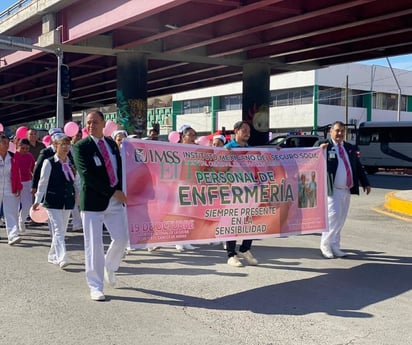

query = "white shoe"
59;261;69;269
19;220;26;233
104;267;116;287
147;246;159;252
90;291;106;301
237;250;258;265
8;236;22;245
227;255;243;267
183;244;197;250
175;244;184;252
332;248;348;257
320;245;334;259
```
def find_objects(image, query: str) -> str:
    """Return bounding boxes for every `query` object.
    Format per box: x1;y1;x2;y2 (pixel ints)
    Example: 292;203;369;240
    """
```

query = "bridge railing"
0;0;32;22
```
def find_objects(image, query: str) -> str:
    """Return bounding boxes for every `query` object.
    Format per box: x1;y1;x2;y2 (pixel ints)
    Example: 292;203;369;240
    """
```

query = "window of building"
318;87;343;106
270;87;313;106
348;89;364;107
182;98;211;114
373;92;407;111
220;94;242;110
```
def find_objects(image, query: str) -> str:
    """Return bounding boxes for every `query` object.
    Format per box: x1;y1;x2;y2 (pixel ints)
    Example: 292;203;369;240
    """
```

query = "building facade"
27;63;412;139
168;63;412;137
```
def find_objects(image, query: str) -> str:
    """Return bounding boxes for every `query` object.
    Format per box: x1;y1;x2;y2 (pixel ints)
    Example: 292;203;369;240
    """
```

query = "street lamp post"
0;36;64;127
56;48;64;128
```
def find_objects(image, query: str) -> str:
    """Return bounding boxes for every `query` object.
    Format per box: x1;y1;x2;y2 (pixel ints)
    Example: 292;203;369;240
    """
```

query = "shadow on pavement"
115;246;412;318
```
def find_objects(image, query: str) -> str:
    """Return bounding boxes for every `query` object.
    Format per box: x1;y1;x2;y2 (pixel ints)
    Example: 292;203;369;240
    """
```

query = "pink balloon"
197;136;211;146
0;123;3;132
8;141;16;153
82;127;88;138
30;205;48;223
103;120;118;136
42;135;52;146
64;121;79;137
15;126;28;139
168;131;180;143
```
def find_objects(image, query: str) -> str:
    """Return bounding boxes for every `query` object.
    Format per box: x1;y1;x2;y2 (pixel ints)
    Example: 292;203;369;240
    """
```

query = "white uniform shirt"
0;153;14;196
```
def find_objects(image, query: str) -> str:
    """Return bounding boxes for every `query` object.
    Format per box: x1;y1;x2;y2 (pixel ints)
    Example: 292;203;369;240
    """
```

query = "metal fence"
0;0;31;22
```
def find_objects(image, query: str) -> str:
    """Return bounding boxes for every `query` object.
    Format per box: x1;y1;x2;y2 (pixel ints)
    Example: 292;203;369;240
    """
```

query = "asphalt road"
0;172;411;345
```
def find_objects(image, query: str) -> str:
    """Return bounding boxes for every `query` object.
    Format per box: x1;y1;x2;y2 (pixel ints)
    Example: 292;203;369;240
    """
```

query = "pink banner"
122;139;327;248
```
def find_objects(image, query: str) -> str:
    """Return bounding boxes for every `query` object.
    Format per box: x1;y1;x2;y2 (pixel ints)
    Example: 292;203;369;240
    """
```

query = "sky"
1;0;24;13
2;0;412;71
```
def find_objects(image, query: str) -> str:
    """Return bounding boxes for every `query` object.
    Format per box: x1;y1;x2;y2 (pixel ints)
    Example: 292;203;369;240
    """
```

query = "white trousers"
19;180;32;224
0;193;20;240
70;199;82;229
81;197;128;293
47;208;71;264
321;188;351;250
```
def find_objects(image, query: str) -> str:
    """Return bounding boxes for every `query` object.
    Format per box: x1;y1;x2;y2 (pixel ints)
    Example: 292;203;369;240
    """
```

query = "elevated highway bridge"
1;0;412;131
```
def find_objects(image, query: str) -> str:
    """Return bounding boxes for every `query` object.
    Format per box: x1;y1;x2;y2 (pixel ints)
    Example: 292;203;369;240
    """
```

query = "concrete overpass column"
116;52;148;137
42;13;56;33
242;63;270;146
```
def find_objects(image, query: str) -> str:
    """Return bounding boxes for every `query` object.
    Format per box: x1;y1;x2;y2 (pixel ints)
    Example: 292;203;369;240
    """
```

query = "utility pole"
0;36;65;128
55;48;64;127
345;75;349;140
386;57;401;121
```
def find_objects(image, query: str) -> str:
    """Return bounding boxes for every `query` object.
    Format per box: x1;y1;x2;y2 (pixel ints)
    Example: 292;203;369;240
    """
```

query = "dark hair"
88;109;105;120
149;128;159;134
233;121;249;130
330;121;345;128
18;138;30;146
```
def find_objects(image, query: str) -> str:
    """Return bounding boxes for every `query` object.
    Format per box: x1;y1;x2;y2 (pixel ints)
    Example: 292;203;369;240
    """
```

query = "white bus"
357;121;412;174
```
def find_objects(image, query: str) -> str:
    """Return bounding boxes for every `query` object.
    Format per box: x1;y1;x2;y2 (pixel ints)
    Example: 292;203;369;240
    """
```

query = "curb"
384;191;412;217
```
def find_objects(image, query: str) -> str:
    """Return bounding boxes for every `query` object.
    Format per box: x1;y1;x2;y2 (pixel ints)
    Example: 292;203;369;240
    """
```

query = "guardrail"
0;0;31;22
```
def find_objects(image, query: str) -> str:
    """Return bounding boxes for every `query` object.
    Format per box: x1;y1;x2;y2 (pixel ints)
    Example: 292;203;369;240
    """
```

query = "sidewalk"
384;190;412;217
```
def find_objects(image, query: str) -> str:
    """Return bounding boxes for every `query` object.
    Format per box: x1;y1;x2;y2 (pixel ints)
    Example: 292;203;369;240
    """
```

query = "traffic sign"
0;35;33;51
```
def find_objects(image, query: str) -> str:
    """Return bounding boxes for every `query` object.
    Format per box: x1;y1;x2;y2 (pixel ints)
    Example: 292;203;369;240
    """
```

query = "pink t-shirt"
15;152;35;182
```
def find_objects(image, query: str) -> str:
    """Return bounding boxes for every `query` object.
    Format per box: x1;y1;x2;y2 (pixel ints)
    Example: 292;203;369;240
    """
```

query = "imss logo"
134;148;181;164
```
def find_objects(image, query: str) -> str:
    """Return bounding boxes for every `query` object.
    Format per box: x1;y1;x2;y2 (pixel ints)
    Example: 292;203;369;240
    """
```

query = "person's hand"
113;190;127;204
31;188;37;195
32;202;40;210
319;143;329;150
364;186;371;195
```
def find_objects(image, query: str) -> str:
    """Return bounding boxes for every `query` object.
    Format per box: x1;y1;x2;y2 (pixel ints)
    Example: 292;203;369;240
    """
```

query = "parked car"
260;134;320;148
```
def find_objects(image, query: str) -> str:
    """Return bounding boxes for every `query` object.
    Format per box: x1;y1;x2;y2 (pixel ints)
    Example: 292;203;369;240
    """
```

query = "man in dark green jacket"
73;110;128;301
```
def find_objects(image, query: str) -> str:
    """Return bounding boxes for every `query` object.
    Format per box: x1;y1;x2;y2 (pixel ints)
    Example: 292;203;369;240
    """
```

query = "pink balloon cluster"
42;135;52;147
30;205;48;223
8;141;16;153
197;136;211;146
15;126;28;139
103;120;118;136
64;121;79;137
168;131;180;143
82;127;88;138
